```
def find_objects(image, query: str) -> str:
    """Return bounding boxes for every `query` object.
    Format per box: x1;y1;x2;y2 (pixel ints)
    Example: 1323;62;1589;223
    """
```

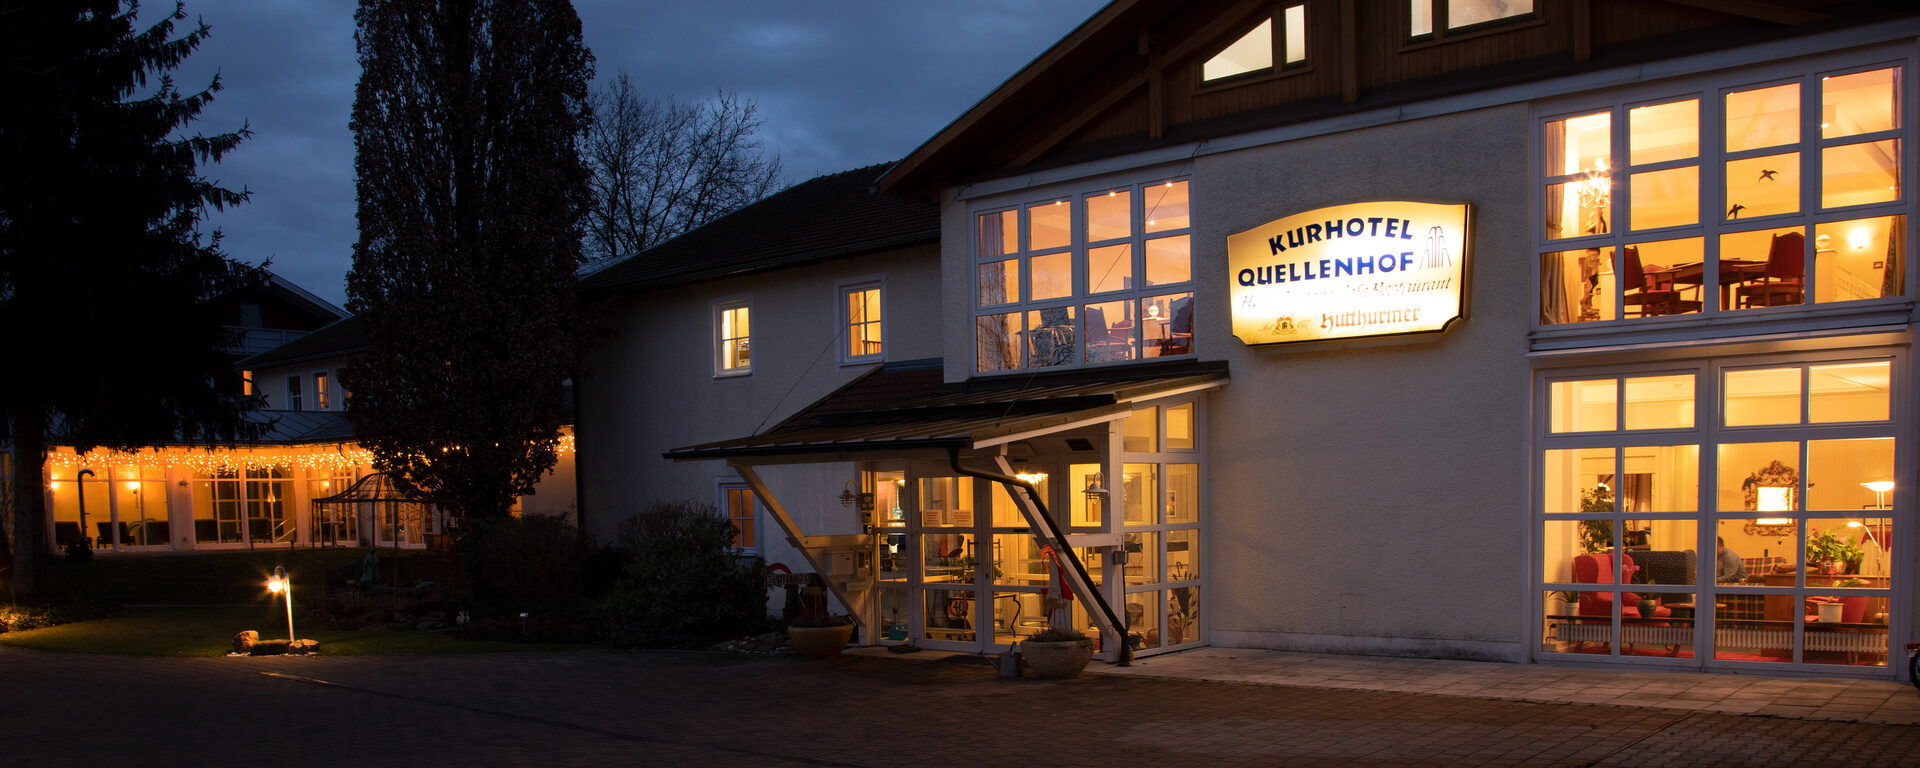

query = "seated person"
1715;536;1746;583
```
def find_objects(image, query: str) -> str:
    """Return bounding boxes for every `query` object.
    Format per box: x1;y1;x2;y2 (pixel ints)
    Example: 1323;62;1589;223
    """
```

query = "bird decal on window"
1758;169;1778;181
1727;203;1746;219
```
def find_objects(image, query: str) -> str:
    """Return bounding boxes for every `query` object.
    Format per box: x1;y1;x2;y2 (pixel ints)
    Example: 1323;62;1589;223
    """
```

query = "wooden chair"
1735;231;1805;308
1622;247;1699;317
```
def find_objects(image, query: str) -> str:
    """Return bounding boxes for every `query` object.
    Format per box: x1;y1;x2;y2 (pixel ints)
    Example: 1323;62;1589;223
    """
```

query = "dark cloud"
169;0;1106;306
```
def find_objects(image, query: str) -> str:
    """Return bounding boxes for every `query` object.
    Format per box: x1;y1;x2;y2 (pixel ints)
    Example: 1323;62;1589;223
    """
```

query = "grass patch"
34;549;439;605
0;605;588;657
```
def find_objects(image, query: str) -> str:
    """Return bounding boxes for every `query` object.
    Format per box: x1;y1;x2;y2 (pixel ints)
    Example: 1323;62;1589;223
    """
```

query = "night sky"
168;0;1108;307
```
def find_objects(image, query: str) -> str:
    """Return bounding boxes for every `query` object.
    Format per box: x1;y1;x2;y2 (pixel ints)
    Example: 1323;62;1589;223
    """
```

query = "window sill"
1530;298;1914;353
714;369;753;380
839;355;884;368
1195;63;1313;95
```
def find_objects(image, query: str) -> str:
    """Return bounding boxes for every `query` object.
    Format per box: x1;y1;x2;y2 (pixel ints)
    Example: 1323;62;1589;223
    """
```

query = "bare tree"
582;75;783;264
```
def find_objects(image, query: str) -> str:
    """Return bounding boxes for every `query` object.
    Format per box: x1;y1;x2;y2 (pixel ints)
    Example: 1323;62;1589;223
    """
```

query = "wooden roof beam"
1009;69;1151;168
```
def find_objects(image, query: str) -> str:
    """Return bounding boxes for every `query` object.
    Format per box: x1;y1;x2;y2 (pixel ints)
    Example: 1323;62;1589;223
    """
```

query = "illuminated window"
973;178;1194;374
1411;0;1534;38
1201;4;1306;84
313;372;330;411
842;283;883;363
241;370;253;396
714;299;751;376
286;375;302;411
1537;63;1906;328
721;483;757;550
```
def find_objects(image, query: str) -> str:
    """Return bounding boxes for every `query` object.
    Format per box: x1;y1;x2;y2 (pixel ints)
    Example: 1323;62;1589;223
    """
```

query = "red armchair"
1573;553;1672;619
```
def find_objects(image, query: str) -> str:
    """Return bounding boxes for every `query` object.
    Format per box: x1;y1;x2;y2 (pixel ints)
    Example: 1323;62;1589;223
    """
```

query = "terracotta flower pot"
787;623;854;659
1020;639;1094;678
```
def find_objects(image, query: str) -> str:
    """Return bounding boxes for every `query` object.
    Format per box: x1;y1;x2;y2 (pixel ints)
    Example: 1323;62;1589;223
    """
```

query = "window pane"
1126;588;1162;649
978;260;1019;306
1449;0;1530;28
1724;152;1800;219
1122;464;1159;526
1069;463;1105;527
1123;531;1159;584
1726;82;1799;152
993;534;1049;587
919;477;974;528
1031;251;1073;300
1084;300;1135;363
1144;180;1189;232
1822;68;1899;139
1142;293;1193;358
1539;248;1615;324
1807;438;1894;512
1809;361;1891;422
1629;99;1698;165
992;472;1047;527
847;288;881;358
1087;189;1132;241
1545;112;1610;177
1166;403;1194;450
1144;235;1191;286
1543;447;1614;514
1724;368;1799;426
1624;374;1694;430
1813;216;1904;303
1122;408;1158;453
977;312;1021;372
1717;227;1803;311
1283;5;1306;64
1203;18;1272;81
1822;140;1899;208
925;588;973;640
1088;243;1132;294
1718;441;1798;513
1169;585;1199;645
1549;378;1616;433
1166;463;1199;523
978;210;1017;259
1410;0;1432;37
1626;519;1698;582
1026;307;1076;368
1629;166;1698;230
1621;445;1699;512
1545;179;1611;239
1622;238;1704;318
1029;199;1070;251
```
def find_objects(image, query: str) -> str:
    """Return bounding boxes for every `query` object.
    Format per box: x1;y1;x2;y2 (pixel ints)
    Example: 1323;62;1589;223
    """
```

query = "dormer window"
1410;0;1534;39
1201;4;1305;84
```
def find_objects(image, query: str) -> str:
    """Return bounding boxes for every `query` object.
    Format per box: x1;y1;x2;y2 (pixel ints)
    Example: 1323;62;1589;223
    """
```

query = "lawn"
0;605;587;656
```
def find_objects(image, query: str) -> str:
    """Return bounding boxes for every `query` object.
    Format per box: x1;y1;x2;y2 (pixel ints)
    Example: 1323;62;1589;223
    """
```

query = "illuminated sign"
1227;201;1470;346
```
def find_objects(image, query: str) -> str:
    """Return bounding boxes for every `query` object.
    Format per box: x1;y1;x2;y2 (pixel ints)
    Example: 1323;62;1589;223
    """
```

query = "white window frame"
712;296;753;378
1531;48;1916;348
1199;4;1308;86
286;375;303;412
313;371;330;411
716;478;760;554
1409;0;1538;41
838;276;886;366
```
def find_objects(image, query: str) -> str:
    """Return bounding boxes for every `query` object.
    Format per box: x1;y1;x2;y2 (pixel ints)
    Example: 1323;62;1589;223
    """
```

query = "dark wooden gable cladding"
921;0;1877;191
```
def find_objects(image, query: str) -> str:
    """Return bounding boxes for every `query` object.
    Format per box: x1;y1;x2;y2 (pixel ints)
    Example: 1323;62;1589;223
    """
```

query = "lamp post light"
266;565;295;644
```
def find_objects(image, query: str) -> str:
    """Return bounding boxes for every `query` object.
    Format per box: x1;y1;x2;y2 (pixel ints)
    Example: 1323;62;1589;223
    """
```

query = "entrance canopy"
665;357;1228;463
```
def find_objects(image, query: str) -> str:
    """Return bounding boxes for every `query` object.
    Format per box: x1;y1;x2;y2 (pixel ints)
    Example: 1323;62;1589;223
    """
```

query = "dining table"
1643;258;1769;310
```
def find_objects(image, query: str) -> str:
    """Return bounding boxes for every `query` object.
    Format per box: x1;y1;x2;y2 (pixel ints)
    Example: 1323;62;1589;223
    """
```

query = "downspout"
946;445;1131;666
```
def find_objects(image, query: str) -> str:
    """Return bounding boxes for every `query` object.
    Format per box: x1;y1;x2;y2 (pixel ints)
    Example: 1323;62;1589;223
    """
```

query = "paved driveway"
4;647;1917;767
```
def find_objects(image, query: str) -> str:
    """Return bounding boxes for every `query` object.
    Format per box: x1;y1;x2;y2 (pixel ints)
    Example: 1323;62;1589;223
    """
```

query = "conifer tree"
343;0;594;522
0;0;261;597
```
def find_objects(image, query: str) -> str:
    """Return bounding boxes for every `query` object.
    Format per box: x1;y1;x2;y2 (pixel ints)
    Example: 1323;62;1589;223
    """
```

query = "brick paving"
2;646;1917;767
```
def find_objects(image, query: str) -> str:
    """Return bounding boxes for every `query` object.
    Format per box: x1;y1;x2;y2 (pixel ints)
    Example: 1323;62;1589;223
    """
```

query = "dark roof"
243;410;359;444
580;162;940;298
666;358;1229;461
237;315;368;369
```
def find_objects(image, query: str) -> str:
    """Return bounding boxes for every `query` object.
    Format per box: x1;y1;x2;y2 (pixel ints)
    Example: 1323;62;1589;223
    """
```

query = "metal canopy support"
732;463;871;640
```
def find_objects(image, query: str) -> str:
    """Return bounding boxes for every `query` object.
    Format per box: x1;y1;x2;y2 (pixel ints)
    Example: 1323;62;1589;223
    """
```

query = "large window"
1201;4;1306;83
974;178;1194;373
720;482;757;552
314;372;330;411
713;299;751;376
1538;354;1898;669
192;466;293;546
1410;0;1533;39
1540;63;1906;326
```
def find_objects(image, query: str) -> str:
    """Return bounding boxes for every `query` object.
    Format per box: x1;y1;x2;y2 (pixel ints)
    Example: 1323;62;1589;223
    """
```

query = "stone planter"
787;623;854;659
1020;639;1094;678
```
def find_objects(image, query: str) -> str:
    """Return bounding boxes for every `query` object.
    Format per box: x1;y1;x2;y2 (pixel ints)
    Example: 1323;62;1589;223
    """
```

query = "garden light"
267;565;295;643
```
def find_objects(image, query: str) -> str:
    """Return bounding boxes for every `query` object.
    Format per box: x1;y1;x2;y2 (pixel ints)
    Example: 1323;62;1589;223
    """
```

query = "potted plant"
1806;529;1864;575
786;583;854;659
1577;484;1614;554
1020;626;1094;678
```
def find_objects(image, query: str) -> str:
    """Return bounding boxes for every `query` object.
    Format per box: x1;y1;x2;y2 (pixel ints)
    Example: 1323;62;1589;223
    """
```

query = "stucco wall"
576;244;943;545
1197;104;1532;660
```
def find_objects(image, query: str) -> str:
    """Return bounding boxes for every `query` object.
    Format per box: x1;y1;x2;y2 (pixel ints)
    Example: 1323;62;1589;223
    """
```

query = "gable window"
286;375;303;411
1201;4;1305;84
841;281;884;363
1410;0;1533;39
314;372;330;411
1538;61;1906;327
974;177;1194;374
720;482;758;551
714;299;752;376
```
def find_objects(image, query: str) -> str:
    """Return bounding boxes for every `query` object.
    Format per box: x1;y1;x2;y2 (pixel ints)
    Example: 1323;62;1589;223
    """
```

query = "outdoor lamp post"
267;565;295;643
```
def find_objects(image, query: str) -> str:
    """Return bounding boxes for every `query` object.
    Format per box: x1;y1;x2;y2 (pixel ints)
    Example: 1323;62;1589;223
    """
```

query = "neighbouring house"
587;1;1920;681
